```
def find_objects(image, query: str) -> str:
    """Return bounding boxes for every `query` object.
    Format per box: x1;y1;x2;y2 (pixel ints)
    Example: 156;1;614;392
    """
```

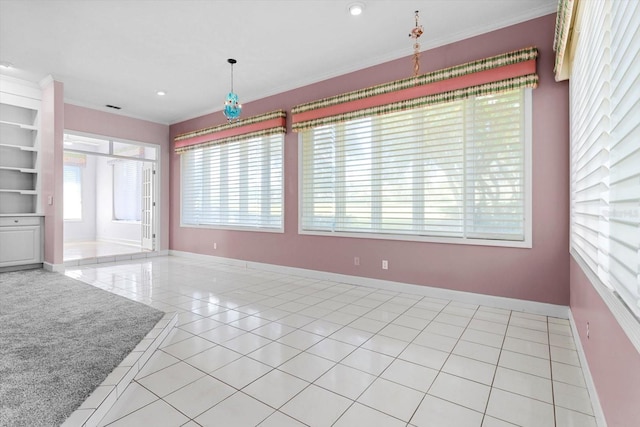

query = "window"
181;133;283;230
570;0;640;318
300;88;531;245
63;165;82;220
112;159;142;222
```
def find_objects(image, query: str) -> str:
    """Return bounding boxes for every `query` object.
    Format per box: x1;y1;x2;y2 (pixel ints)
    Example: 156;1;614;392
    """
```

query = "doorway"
62;133;158;262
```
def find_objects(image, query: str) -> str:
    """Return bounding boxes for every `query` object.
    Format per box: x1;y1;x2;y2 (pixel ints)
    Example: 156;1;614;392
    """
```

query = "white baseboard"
169;250;569;319
569;312;608;427
43;262;65;273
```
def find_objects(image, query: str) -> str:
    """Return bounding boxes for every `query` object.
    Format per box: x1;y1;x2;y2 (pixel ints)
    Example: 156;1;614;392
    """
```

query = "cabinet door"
0;225;41;266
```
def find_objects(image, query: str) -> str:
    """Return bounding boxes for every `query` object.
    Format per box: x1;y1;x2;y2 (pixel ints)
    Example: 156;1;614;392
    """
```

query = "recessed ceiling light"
156;90;166;96
348;2;364;16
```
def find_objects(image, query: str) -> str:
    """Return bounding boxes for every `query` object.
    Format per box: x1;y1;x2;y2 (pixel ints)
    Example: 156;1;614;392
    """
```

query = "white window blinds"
570;0;640;317
113;159;142;222
63;165;82;220
181;134;283;230
301;88;530;244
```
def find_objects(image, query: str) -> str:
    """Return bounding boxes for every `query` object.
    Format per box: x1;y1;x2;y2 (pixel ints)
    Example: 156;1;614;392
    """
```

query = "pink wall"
41;80;65;265
64;104;171;250
570;256;640;427
169;14;570;305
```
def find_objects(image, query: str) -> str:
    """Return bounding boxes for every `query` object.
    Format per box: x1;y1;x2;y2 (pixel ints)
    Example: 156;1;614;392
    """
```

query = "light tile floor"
64;256;598;427
64;240;147;262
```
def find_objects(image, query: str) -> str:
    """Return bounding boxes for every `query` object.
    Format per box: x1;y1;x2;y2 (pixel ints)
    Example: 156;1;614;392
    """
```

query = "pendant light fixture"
223;58;242;121
409;11;424;77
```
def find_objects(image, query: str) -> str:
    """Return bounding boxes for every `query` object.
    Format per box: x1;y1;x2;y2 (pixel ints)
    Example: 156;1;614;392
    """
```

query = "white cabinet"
0;77;44;270
0;77;41;215
0;216;43;268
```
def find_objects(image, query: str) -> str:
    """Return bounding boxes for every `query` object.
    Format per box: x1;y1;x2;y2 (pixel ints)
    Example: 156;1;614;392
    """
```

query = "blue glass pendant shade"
224;91;242;121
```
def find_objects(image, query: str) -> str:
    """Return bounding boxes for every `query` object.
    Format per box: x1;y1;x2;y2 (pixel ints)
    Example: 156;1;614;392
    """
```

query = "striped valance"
553;0;577;81
174;110;286;154
292;47;538;131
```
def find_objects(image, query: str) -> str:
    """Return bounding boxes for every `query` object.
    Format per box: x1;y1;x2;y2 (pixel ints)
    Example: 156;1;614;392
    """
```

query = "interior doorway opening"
62;133;158;262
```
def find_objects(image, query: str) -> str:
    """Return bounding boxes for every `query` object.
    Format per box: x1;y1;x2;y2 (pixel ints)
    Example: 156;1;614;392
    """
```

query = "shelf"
0;120;38;131
0;143;37;152
0;166;37;174
0;189;37;195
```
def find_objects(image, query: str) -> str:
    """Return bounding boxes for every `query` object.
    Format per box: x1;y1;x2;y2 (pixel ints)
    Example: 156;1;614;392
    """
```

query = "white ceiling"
0;0;557;125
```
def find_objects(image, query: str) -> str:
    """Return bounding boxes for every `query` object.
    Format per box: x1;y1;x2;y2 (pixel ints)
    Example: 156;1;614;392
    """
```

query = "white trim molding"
170;250;569;319
569;311;608;427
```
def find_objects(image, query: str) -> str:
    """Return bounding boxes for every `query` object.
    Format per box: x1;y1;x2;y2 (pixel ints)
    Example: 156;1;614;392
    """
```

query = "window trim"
297;89;533;249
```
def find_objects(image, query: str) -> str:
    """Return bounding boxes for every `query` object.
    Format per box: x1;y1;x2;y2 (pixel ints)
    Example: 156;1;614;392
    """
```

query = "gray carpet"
0;269;165;427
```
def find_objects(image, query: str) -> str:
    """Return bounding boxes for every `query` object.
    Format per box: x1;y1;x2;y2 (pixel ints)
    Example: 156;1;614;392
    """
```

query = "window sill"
298;229;532;249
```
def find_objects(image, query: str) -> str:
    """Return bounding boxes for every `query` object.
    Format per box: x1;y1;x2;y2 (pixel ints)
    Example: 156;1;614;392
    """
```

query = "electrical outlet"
354;257;360;266
214;242;217;250
382;260;388;270
587;322;590;339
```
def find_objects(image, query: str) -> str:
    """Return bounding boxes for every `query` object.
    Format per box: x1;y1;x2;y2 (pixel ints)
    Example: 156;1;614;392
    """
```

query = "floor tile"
552;361;587;387
307;338;356;362
161;335;216;360
498;350;551;379
106;399;189;426
251;322;296;340
348;317;388;333
228;315;271;331
433;312;471;328
548;322;573;336
553;380;594;415
452;340;501;365
377;323;421;342
501;336;550;359
244;369;309;409
98;383;157;426
550;345;581;366
159;328;195;348
399;343;449;370
357;377;424;421
178;317;222;335
211;356;272;389
195;391;274;426
277;329;324;350
137;361;205;397
199;324;246;344
163;375;235;418
549;333;577;350
506;325;548;345
411;395;483;427
329;326;374;346
442;354;496;385
301;319;343;336
555;406;597;427
460;328;505;348
223;332;272;354
279;352;336;382
333;402;406;427
314;363;377;400
412;330;458;353
391;314;432;330
485;388;554;427
258;411;307;427
428;372;490;412
361;334;409;357
184;345;242;373
248;341;302;367
135;351;180;379
341;347;394;376
280;384;352;427
467;318;508;335
424;321;465;339
493;366;552;403
481;415;519;427
380;360;437;395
